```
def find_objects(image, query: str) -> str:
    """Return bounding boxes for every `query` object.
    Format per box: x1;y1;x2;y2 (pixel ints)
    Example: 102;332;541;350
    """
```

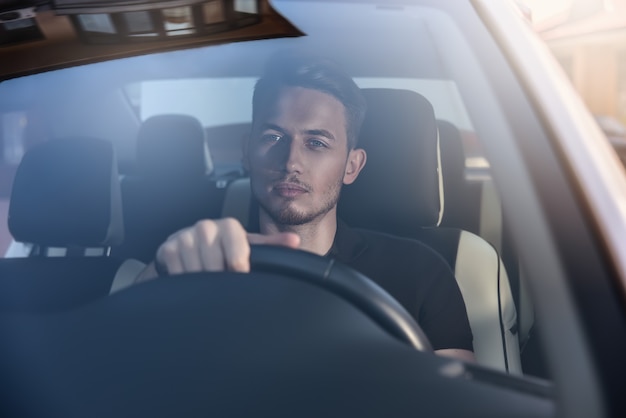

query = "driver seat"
338;88;521;373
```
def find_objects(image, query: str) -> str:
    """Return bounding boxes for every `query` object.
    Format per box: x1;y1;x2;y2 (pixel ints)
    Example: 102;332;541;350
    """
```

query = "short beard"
256;178;343;227
264;198;335;226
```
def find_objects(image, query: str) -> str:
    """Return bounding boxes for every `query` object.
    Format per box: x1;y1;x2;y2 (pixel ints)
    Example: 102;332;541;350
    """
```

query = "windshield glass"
0;0;549;385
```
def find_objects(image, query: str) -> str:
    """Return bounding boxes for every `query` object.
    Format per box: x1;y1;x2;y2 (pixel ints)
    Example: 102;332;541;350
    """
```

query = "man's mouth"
272;182;310;198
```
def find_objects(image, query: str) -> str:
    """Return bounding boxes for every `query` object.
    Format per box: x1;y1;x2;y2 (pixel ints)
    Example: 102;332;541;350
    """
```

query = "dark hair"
252;51;366;149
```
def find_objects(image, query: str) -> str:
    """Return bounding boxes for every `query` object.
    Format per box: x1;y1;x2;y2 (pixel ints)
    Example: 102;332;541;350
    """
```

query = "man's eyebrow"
304;129;336;141
260;123;285;133
260;124;336;141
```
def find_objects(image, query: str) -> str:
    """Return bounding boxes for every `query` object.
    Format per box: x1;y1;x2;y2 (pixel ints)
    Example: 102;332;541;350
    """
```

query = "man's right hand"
153;218;300;276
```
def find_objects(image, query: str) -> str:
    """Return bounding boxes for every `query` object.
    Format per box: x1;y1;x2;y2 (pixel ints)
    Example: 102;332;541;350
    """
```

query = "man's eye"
308;139;327;148
261;134;282;143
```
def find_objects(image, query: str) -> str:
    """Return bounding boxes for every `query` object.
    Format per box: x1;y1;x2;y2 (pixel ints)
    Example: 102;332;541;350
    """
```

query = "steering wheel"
249;245;433;351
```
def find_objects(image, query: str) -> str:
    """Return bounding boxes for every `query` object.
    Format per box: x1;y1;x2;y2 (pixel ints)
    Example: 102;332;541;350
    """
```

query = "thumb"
247;232;301;249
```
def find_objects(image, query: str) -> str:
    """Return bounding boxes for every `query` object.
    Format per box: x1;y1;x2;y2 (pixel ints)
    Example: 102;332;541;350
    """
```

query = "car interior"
0;84;538;374
0;99;553;416
5;0;603;416
0;81;550;413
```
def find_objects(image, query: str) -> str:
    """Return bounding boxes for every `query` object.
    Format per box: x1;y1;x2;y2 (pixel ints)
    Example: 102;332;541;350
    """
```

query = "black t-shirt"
329;221;473;351
249;209;473;351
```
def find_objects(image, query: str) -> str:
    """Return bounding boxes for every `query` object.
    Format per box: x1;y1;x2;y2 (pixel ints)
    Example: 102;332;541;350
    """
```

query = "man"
140;53;475;361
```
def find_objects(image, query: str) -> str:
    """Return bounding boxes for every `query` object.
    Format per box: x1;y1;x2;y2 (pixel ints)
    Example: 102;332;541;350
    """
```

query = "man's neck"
259;209;338;256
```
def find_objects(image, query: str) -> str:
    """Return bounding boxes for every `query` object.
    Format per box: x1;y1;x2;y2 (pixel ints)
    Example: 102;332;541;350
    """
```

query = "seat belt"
517;266;535;348
479;179;502;252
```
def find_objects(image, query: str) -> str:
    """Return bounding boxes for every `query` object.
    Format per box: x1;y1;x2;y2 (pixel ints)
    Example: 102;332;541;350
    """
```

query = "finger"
177;230;204;273
156;240;185;275
195;221;225;272
218;218;251;272
247;232;301;249
155;259;169;277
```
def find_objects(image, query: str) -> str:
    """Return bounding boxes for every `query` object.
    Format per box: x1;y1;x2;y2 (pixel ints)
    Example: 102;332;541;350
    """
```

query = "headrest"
338;88;441;234
136;114;213;178
8;137;124;248
438;120;466;188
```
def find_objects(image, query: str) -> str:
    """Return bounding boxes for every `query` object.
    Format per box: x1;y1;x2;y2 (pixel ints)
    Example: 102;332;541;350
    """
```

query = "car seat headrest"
8;137;124;248
136;114;213;178
438;120;466;188
338;88;441;235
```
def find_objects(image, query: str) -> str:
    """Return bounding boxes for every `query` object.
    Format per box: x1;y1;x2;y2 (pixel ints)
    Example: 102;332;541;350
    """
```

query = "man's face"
245;86;364;226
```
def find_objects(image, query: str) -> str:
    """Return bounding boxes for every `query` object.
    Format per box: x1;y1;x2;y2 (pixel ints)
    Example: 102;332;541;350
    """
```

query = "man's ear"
343;148;367;185
241;133;250;171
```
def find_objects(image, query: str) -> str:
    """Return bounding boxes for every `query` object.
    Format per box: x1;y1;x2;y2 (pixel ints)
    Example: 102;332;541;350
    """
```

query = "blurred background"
524;0;626;163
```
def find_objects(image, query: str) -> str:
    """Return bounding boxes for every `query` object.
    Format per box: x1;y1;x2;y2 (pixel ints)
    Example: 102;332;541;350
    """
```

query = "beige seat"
437;119;526;372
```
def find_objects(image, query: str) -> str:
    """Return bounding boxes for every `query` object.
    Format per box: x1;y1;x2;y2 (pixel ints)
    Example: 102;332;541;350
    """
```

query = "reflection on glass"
3;18;36;31
162;7;194;35
129;33;159;38
78;14;116;34
203;1;225;24
235;0;258;14
123;11;153;33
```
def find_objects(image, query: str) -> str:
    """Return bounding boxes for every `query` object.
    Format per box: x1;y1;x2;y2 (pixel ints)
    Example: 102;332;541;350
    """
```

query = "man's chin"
270;208;314;226
258;194;336;226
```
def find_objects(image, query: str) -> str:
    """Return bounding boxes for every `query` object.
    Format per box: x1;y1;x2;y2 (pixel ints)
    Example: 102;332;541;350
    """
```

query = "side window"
0;111;26;257
0;110;47;257
123;78;257;176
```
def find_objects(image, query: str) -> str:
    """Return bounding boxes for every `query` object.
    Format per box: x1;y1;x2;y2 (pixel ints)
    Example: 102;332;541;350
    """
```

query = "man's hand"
155;218;299;275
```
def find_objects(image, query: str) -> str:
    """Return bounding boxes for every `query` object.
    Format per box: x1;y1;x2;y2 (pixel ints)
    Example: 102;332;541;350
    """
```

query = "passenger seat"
0;137;127;313
116;114;225;262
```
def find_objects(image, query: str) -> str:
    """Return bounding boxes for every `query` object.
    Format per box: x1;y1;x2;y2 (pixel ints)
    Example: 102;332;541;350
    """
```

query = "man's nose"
279;138;303;173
